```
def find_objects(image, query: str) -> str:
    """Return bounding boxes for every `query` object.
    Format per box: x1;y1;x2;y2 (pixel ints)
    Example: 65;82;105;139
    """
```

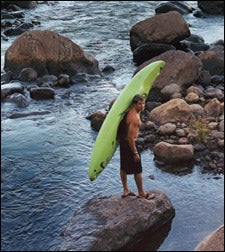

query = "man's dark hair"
132;94;145;104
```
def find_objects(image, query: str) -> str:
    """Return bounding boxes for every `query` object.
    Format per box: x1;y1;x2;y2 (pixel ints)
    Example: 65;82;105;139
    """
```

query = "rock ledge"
59;189;175;251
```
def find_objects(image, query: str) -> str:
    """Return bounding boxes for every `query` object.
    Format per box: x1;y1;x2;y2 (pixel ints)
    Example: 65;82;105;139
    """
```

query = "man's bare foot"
121;190;136;198
138;193;155;200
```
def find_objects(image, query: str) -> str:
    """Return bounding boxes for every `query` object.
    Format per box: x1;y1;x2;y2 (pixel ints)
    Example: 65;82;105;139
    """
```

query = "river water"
1;1;224;251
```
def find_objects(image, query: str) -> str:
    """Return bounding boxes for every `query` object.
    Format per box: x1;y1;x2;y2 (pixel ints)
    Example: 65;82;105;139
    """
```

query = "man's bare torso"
126;108;141;141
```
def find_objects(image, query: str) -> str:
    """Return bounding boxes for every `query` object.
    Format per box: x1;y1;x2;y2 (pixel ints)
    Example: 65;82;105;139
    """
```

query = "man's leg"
134;173;145;196
120;169;129;195
134;173;155;199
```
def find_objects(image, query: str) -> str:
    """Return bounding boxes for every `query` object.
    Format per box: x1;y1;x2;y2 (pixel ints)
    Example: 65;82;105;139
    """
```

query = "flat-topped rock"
59;189;175;251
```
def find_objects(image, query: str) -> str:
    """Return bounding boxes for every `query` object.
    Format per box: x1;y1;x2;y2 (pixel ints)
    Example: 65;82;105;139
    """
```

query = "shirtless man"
117;94;155;200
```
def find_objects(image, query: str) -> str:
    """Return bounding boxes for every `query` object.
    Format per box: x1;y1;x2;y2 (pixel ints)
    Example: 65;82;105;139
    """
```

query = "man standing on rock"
117;94;155;200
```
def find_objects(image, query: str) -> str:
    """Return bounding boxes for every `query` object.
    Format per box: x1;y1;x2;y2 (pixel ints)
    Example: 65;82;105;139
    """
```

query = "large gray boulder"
148;98;193;125
59;189;175;251
134;50;202;90
4;30;100;79
2;1;38;9
197;49;224;76
134;50;202;102
130;11;190;52
155;1;195;14
198;1;224;15
153;142;194;165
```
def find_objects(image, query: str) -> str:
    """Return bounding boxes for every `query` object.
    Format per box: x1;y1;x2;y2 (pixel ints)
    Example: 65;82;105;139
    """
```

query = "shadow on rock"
118;219;173;251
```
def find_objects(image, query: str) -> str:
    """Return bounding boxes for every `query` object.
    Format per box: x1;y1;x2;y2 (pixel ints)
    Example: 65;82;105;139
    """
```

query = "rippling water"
1;1;224;251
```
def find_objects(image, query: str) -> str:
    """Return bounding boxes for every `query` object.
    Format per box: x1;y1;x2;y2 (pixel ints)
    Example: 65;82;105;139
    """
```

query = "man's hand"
133;153;140;162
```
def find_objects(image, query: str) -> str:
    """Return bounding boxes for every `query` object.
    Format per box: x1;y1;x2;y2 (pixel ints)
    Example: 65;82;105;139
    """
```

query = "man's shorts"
119;139;142;174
